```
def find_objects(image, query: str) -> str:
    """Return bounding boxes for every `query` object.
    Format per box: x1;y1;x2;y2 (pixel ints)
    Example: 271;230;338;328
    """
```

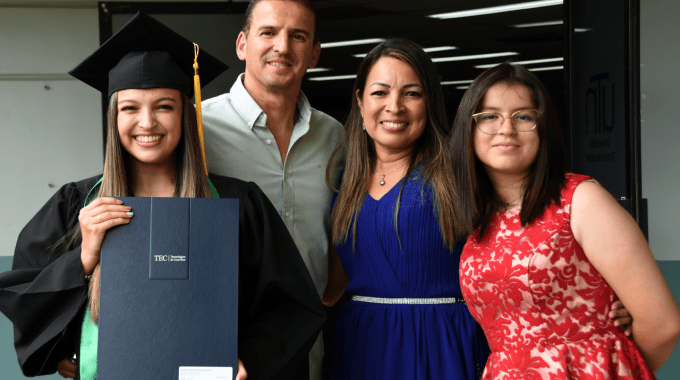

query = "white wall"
0;7;103;256
640;0;680;260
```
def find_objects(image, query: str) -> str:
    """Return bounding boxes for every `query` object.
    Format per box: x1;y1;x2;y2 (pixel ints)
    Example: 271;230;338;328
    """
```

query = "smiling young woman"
116;88;183;171
0;11;324;380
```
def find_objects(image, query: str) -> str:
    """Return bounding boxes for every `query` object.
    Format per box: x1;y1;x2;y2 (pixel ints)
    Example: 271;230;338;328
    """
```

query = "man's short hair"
242;0;319;44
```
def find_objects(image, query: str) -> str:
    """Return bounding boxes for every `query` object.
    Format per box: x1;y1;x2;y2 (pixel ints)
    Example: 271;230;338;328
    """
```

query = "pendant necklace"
375;161;408;186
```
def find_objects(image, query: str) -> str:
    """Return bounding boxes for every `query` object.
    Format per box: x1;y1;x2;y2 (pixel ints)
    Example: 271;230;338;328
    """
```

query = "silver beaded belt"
350;295;465;305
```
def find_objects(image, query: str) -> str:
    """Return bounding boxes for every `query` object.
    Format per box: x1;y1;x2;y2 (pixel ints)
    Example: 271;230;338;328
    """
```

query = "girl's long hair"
450;63;566;240
326;38;461;251
60;91;212;322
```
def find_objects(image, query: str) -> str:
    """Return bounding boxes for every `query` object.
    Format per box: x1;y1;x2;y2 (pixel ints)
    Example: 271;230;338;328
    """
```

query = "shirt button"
265;139;272;145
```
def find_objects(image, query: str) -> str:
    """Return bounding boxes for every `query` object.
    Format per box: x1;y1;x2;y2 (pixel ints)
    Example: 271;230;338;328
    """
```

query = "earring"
362;119;365;130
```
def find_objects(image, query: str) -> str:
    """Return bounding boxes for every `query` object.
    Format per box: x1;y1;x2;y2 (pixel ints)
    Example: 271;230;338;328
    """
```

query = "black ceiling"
309;0;565;84
300;0;566;121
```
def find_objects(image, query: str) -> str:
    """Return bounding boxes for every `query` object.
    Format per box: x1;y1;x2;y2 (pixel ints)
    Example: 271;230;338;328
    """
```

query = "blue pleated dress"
329;172;490;379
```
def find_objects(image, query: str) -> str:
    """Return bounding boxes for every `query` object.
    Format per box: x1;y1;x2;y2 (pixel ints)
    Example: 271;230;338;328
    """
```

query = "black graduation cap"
69;10;228;97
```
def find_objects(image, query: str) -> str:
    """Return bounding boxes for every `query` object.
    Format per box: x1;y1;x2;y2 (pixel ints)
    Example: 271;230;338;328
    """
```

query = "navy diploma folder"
98;197;239;380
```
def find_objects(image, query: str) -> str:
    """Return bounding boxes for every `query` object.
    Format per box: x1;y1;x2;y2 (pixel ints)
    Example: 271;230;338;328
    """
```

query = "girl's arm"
571;181;680;371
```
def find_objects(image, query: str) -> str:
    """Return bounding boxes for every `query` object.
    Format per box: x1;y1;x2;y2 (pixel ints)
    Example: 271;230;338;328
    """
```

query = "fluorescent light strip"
441;80;474;85
432;52;519;62
512;20;562;28
353;47;460;58
306;68;331;73
456;86;470;90
527;65;564;72
423;46;458;53
428;0;563;19
321;38;385;48
474;57;563;69
307;74;357;81
574;28;592;32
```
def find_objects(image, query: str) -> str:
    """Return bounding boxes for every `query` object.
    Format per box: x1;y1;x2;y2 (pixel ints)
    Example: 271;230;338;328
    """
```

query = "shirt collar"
229;74;265;130
296;90;312;124
230;73;312;130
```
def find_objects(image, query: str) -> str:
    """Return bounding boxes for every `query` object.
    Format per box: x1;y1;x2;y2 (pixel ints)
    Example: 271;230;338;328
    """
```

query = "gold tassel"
193;43;208;177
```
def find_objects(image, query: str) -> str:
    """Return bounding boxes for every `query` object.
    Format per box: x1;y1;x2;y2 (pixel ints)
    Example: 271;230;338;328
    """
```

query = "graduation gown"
0;174;325;380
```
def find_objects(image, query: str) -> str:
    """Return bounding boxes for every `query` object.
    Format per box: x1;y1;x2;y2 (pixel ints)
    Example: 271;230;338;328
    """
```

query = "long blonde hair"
64;91;212;322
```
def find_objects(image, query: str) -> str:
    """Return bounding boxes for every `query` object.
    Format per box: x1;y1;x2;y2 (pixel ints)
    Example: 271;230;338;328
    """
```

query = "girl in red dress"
451;63;680;379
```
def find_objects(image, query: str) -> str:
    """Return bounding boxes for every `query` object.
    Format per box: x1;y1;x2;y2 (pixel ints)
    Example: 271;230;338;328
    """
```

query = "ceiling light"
512;20;562;28
527;66;564;72
321;38;385;48
456;86;470;90
428;0;563;19
423;46;458;53
306;68;331;73
351;46;459;57
441;80;474;85
307;74;357;81
574;28;592;32
474;57;563;69
432;52;519;62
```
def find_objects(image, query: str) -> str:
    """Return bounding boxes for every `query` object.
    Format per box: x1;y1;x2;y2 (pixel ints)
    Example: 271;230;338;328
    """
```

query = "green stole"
79;177;220;380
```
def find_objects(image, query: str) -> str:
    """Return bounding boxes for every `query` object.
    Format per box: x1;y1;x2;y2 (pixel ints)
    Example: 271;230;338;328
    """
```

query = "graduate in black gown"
0;12;324;380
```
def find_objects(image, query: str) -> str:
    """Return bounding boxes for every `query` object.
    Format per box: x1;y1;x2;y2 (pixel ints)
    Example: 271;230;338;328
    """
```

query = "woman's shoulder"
560;172;596;203
564;172;593;186
72;175;104;196
46;175;103;208
564;173;597;189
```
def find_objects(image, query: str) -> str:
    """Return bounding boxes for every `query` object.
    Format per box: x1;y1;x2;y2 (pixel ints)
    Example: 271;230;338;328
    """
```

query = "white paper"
179;366;233;380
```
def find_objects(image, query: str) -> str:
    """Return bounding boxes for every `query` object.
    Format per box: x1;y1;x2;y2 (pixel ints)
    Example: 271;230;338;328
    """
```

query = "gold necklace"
375;161;408;186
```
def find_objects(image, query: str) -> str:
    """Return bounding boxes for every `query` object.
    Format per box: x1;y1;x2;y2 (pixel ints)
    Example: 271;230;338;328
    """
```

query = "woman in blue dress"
322;38;490;379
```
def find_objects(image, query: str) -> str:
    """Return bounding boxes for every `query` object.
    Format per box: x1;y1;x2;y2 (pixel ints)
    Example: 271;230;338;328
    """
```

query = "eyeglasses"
471;109;540;135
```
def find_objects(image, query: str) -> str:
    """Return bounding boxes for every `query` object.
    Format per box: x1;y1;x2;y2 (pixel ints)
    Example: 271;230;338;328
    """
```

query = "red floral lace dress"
460;173;655;379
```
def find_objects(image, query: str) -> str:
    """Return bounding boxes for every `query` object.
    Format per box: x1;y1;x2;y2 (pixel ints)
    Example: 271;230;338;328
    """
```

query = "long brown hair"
61;90;212;322
450;63;566;239
326;38;460;250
